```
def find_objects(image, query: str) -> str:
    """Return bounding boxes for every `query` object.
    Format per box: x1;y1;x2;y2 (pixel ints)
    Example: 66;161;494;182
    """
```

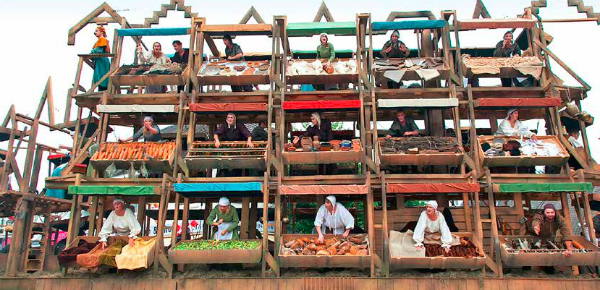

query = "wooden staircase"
530;0;600;24
23;209;51;273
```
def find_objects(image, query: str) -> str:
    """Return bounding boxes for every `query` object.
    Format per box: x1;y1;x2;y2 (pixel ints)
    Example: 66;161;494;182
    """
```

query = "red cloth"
189;103;267;112
280;184;368;195
282;100;361;111
386;183;480;193
48;154;68;160
475;98;560;108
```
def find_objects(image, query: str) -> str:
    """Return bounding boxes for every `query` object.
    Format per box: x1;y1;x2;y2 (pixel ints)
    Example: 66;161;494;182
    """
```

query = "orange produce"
91;142;175;161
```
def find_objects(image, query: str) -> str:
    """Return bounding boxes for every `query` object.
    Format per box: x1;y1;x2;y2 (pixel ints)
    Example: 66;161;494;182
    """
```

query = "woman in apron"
413;201;452;253
207;197;239;240
314;195;354;243
98;198;141;249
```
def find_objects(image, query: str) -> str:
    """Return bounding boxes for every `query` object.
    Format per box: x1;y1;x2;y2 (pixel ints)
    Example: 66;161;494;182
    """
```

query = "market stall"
197;60;270;85
499;235;600;267
477;135;569;167
378;137;464;167
185;141;268;170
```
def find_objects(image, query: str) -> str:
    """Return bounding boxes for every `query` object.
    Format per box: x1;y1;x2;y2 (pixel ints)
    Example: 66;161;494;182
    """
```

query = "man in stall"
223;34;253;92
170;40;189;92
526;203;573;257
385;109;420;138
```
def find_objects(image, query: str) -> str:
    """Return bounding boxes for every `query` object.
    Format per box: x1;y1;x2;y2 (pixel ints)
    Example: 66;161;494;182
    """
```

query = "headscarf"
311;112;321;128
113;198;125;206
319;33;329;44
542;203;556;212
506;108;518;120
144;116;154;123
226;113;237;129
425;200;438;210
219;197;230;206
325;195;336;204
391;30;400;40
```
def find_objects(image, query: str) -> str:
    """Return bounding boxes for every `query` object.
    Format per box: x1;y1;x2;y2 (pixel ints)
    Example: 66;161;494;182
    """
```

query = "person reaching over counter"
386;109;420;138
136;42;170;93
214;113;253;148
413;201;452;253
120;116;161;142
381;30;410;58
314;195;355;244
207;197;240;240
99;198;141;249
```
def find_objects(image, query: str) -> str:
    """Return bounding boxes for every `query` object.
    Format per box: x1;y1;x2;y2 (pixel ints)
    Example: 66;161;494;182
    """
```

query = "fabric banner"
189;103;267;112
97;105;177;113
174;182;262;192
286;22;356;36
495;182;593;193
387;183;479;193
98;239;127;267
282;100;361;111
117;27;189;36
280;184;368;195
378;98;458;108
68;185;156;196
115;238;156;270
458;18;536;30
475;98;560;108
372;20;446;31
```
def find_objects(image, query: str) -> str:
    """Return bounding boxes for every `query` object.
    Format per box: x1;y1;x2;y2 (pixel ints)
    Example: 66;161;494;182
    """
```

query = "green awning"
68;185;156;196
286;22;356;36
495;182;592;193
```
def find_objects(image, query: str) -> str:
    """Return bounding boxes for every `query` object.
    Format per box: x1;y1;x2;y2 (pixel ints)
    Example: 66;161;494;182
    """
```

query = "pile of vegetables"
187;141;267;157
91;142;175;161
281;235;369;256
173;240;260;251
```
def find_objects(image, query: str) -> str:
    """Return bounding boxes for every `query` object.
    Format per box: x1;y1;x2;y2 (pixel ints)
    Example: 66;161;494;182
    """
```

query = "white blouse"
99;208;141;242
495;119;535;138
137;51;170;65
413;210;452;248
314;202;355;235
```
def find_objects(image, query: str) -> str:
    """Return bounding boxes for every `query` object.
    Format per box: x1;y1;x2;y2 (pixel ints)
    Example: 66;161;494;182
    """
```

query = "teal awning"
117;27;190;36
286;22;356;36
495;182;592;193
68;185;156;196
174;182;262;198
372;20;446;31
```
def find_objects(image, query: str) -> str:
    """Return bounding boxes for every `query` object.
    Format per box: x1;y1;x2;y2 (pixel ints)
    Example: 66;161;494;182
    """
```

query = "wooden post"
240;197;250;239
88;196;99;236
485;169;503;277
249;198;258;238
381;172;389;277
137;196;146;234
462;191;473;232
5;198;29;277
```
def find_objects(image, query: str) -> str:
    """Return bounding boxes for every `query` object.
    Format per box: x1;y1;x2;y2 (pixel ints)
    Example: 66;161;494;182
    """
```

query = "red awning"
189;103;267;112
475;98;560;108
282;100;361;111
387;183;480;193
280;184;368;195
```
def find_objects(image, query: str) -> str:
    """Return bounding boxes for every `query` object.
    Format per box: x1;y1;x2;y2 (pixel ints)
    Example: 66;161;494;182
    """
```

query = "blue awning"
174;182;262;198
372;20;446;31
116;27;190;36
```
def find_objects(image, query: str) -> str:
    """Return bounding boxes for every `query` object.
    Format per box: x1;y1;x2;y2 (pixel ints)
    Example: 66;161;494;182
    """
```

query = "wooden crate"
278;234;371;269
111;67;189;86
499;235;600;267
286;59;359;85
461;61;542;78
168;239;263;264
282;146;363;165
185;141;267;170
477;135;569;167
378;138;463;167
389;232;485;270
61;236;155;268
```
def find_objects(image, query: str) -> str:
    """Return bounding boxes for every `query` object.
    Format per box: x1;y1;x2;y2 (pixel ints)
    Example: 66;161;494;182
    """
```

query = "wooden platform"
1;277;599;290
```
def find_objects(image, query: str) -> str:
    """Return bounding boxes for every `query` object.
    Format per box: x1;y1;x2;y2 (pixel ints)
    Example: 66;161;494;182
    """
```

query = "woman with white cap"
495;109;537;141
120;116;161;142
413;201;452;253
98;198;141;249
292;112;332;145
381;30;410;58
206;197;240;240
314;195;355;243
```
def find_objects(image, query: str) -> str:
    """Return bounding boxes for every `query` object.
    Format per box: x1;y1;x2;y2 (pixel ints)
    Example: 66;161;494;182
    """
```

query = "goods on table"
287;59;357;76
281;235;369;256
115;63;186;75
91;142;175;161
481;137;562;157
115;238;156;270
424;237;483;258
501;237;587;254
187;141;267;157
285;139;361;153
198;61;270;77
373;57;445;71
380;137;461;154
462;56;542;68
173;240;261;250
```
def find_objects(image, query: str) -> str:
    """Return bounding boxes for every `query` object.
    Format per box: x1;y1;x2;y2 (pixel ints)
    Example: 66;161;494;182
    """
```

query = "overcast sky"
0;0;599;190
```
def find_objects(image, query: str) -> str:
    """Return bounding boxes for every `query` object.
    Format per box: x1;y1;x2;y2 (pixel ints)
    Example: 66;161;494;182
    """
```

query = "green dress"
91;37;110;89
206;205;240;239
316;43;335;62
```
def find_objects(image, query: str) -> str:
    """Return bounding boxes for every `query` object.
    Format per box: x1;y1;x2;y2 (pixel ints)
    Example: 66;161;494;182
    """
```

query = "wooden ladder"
23;208;51;273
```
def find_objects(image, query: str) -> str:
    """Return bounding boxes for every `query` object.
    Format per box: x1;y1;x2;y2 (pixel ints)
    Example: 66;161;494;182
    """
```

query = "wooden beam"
67;3;123;45
239;6;265;24
472;0;491;19
313;1;335;22
533;38;591;91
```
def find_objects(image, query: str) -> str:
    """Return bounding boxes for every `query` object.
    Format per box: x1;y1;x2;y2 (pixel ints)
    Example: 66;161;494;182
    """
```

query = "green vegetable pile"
174;240;261;251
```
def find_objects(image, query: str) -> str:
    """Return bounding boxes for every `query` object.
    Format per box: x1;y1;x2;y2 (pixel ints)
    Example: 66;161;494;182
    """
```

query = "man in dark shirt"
251;120;268;141
223;34;253;92
171;40;189;92
214;113;253;148
493;31;522;87
386;110;420;138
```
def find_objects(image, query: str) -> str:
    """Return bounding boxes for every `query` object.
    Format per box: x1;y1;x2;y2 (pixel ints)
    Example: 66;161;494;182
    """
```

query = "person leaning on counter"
98;198;141;249
314;195;354;244
495;108;537;141
120;116;161;142
292;112;332;145
386;109;420;138
214;113;254;148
